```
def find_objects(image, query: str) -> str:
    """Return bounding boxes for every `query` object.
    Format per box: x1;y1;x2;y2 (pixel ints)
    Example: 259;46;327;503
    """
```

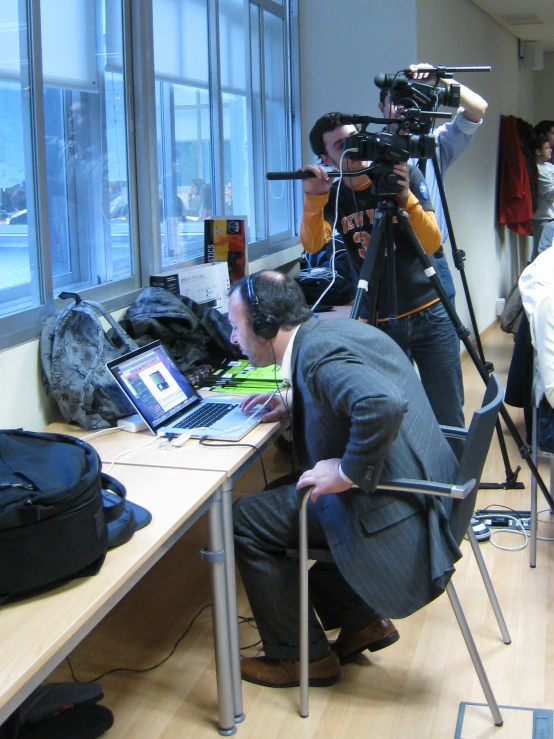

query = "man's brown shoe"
332;614;399;665
240;652;340;688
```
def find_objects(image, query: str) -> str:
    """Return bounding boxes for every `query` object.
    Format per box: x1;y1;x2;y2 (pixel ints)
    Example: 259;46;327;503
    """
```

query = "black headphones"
246;273;280;340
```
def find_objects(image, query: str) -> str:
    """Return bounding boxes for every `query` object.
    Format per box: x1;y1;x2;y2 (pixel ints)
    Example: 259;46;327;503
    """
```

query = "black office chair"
294;373;506;725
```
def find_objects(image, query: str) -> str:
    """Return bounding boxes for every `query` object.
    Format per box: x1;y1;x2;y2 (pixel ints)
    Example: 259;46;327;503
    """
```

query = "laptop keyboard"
173;402;236;430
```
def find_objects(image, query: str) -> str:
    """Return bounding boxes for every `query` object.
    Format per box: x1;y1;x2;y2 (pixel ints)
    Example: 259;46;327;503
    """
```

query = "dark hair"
534;120;554;137
309;112;343;158
230;271;312;330
379;88;390;106
534;134;549;152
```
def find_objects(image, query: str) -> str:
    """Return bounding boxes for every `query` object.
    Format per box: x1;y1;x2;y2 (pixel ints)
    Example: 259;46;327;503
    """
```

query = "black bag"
0;682;113;739
0;430;128;603
500;281;524;335
295;246;355;307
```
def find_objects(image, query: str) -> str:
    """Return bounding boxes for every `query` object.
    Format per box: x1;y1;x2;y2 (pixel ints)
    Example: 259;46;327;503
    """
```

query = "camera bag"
295;246;355;307
0;430;128;604
0;682;113;739
40;292;139;430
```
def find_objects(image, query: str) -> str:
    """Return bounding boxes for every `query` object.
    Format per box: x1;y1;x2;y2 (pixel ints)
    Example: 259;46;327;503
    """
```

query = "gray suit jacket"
291;317;461;618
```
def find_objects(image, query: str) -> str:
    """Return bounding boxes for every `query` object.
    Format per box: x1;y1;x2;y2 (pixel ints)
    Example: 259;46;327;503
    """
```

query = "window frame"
0;0;300;351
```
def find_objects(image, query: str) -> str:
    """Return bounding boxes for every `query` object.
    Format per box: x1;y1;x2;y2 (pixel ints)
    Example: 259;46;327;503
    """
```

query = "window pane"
264;11;290;238
249;2;266;241
0;3;40;317
220;0;254;234
43;0;132;292
154;0;213;266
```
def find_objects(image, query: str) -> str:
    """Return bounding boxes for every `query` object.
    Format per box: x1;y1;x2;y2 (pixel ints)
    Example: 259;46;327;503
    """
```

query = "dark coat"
291;317;462;618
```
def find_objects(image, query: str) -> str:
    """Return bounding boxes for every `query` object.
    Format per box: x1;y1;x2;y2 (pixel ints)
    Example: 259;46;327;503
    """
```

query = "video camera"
374;71;460;125
373;65;490;132
339;113;440;196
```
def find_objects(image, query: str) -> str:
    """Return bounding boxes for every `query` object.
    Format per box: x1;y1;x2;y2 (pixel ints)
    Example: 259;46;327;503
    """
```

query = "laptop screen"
108;341;201;431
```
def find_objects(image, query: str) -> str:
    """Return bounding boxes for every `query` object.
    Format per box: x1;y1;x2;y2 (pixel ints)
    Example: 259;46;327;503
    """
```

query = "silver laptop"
107;340;262;441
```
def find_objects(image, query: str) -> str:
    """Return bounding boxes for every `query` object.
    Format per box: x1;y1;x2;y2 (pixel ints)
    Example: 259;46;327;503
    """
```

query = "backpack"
295;246;355;307
0;430;128;603
500;281;524;335
40;292;139;430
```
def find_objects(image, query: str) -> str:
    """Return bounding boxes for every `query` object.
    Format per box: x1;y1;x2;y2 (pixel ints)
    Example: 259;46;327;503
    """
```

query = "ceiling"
470;0;554;52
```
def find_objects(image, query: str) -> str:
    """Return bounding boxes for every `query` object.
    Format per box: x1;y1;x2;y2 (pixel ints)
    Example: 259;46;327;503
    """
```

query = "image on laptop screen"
109;342;201;431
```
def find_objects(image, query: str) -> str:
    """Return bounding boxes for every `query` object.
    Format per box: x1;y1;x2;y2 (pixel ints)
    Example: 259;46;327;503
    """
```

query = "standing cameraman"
300;114;465;433
379;63;488;305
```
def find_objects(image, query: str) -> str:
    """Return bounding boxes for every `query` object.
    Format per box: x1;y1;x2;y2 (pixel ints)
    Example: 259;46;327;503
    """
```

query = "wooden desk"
45;419;284;726
0;465;239;734
45;419;282;479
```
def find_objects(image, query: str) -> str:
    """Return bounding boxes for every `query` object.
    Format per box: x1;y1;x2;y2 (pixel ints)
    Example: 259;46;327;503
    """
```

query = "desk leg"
204;487;237;736
221;478;245;723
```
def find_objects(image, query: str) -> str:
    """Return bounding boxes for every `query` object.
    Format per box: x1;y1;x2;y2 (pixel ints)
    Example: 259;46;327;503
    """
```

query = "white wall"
534;52;554;123
0;339;58;430
416;0;536;336
299;0;418;164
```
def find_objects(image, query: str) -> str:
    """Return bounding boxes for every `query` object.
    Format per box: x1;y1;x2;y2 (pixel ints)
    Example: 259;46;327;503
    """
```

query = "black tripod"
349;183;554;514
428;152;524;491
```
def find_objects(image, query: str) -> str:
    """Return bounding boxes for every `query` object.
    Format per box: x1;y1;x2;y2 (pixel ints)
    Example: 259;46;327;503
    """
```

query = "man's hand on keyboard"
240;392;288;423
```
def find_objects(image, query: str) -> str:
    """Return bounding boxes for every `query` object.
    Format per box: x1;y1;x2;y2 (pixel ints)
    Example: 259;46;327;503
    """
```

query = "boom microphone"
266;171;341;180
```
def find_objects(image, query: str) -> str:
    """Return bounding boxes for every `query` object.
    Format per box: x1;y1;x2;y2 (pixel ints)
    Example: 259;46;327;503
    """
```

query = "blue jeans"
378;301;465;432
434;251;456;307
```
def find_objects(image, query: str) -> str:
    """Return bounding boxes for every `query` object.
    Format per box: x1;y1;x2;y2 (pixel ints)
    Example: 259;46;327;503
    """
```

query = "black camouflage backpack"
40;292;138;429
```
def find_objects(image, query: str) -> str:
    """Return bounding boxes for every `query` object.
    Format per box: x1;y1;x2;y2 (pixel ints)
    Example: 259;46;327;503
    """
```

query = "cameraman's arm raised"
409;63;487;123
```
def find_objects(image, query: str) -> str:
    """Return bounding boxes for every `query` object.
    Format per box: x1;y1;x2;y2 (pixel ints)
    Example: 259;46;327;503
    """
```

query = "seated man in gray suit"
229;270;461;687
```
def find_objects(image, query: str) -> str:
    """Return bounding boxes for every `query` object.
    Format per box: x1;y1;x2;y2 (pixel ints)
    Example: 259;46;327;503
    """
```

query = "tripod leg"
478;419;524;490
431;153;522;489
395;209;554;512
350;207;388;322
430;153;487;363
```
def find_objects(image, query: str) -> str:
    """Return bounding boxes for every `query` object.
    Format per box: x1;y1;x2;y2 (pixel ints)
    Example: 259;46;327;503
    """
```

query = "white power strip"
117;414;148;433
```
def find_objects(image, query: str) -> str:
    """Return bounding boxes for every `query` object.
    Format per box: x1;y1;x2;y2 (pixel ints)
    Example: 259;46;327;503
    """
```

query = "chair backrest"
450;374;504;543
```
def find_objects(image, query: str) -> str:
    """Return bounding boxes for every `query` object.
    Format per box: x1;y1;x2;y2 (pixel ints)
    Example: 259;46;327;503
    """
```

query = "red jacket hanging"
497;115;533;235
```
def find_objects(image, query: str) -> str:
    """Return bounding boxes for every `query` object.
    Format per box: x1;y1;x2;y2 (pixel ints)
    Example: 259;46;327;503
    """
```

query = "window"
0;0;299;349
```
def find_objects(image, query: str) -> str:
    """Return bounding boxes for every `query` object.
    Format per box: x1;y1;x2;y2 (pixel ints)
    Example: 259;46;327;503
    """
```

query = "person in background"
531;134;554;260
187;178;204;214
199;183;213;220
534;120;554;165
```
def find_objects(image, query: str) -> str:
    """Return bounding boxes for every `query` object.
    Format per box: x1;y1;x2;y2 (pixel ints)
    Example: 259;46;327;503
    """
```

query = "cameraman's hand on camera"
393;162;410;207
301;164;335;197
408;63;487;121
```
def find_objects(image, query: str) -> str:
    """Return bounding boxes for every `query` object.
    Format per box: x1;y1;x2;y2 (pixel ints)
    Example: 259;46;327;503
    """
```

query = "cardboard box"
204;217;247;284
149;273;180;296
151;261;231;312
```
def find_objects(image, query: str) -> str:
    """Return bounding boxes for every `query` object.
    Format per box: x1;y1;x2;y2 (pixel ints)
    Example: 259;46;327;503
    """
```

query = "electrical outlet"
496;298;506;317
